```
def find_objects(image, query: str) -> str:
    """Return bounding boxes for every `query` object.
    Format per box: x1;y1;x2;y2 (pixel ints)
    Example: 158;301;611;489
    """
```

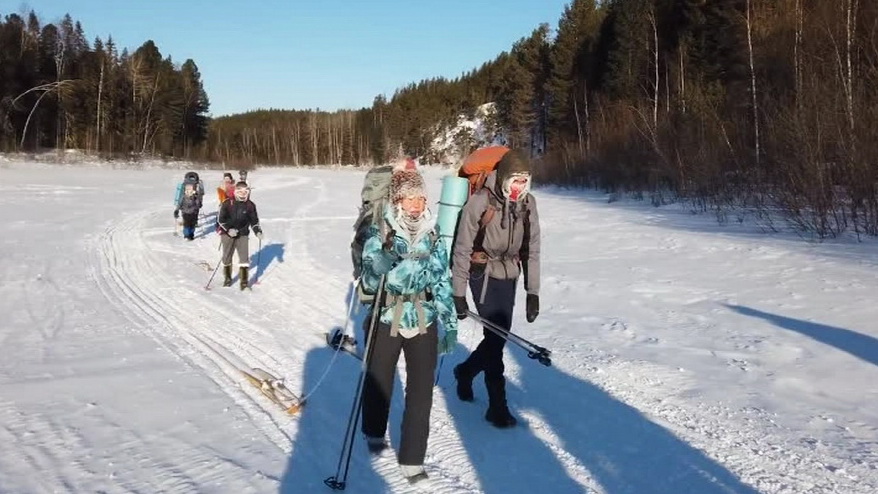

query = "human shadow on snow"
439;337;761;494
725;304;878;368
249;242;285;284
281;284;405;493
279;341;394;493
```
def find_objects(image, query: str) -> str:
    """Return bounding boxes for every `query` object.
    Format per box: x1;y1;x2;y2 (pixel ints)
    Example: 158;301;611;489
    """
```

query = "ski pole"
465;310;552;367
205;236;235;290
325;276;387;491
204;259;222;290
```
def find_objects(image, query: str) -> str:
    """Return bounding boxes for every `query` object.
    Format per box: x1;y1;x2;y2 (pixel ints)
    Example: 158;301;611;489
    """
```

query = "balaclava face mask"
494;149;531;202
502;172;531;202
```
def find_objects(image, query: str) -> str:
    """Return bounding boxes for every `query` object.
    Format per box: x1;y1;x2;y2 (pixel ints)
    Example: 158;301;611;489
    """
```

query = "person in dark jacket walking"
217;181;263;289
175;181;203;241
450;149;541;428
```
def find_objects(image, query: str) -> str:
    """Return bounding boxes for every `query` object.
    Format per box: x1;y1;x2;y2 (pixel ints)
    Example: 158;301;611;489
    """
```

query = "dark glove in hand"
453;296;468;320
173;209;179;219
253;225;263;235
526;294;539;323
382;229;396;252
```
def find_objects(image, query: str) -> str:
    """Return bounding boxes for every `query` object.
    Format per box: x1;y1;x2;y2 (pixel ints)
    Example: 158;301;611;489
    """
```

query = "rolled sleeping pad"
436;175;470;261
174;182;184;206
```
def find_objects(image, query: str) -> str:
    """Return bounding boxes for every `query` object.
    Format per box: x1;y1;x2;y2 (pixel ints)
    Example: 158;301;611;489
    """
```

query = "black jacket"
218;199;260;236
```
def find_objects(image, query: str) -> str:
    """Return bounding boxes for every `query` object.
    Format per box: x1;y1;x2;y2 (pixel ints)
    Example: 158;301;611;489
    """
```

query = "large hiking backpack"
453;146;532;278
458;145;509;194
350;164;397;279
175;171;205;205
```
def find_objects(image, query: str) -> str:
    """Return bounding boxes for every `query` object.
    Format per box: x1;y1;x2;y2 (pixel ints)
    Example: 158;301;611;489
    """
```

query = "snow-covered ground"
1;159;876;494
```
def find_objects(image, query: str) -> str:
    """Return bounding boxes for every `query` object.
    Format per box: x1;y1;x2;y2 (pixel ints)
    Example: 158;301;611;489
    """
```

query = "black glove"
526;294;539;323
382;229;396;252
253;225;263;236
173;209;179;219
453;296;468;320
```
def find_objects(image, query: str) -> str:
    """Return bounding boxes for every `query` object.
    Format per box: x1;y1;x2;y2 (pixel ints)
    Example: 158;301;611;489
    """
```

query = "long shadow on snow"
505;346;761;494
438;338;761;493
249;242;285;284
281;283;406;493
725;304;878;368
279;343;394;493
438;345;586;494
194;211;218;239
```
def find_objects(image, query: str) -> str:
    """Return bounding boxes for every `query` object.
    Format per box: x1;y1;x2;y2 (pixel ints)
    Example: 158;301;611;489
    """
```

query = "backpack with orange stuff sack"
454;146;533;277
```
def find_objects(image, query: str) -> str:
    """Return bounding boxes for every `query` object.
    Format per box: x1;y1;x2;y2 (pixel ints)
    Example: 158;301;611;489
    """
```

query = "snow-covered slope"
428;103;505;165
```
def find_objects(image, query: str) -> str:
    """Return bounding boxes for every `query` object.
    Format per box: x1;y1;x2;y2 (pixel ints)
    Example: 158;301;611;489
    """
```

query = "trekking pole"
203;259;222;291
325;276;387;491
465;310;552;367
205;236;235;290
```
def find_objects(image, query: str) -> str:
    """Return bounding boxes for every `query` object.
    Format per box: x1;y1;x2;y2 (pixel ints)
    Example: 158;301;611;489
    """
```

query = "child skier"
174;181;203;241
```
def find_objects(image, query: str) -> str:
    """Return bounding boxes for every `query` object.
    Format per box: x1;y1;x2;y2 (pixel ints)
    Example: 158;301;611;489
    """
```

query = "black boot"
485;376;517;428
222;265;232;287
239;266;249;290
453;364;474;402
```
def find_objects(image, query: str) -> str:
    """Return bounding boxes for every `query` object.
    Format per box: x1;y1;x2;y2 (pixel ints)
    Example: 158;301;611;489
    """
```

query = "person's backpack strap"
519;196;532;291
471;202;497;261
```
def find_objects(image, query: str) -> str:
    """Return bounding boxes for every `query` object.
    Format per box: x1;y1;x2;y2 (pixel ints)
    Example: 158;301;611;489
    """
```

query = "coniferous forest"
2;1;878;236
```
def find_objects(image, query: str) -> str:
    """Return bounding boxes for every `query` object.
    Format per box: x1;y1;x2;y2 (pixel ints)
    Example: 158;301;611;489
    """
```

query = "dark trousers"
181;212;199;239
458;275;517;407
361;321;438;466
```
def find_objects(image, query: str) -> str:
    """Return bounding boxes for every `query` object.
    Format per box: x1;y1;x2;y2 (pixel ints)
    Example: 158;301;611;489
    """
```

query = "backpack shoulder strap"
519;196;532;289
473;196;497;253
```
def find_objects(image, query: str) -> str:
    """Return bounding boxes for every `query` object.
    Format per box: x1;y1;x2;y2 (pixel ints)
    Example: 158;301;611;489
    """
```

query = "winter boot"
485;376;517;428
399;464;428;484
453;364;475;402
239;266;249;290
365;435;388;455
222;265;233;287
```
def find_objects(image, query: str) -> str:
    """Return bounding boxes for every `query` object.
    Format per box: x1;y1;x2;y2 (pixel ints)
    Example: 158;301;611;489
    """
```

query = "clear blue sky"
17;1;571;117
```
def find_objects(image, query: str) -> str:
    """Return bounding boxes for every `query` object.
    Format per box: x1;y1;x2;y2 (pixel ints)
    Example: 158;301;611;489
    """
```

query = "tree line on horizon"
209;0;878;237
0;11;209;158
1;2;877;237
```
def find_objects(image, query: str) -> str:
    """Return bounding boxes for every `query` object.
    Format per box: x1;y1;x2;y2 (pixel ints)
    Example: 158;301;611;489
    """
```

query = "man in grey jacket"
451;149;541;428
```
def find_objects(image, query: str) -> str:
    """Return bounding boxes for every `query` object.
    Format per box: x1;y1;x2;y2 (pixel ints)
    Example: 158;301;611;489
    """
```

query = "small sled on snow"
239;368;304;414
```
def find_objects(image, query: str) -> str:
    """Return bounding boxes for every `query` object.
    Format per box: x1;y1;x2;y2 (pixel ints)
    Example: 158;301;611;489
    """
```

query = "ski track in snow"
6;165;876;493
92;207;298;452
89;174;482;493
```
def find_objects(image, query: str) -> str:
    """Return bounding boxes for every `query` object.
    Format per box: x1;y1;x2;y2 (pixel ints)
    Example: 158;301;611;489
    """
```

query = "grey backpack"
350;164;395;279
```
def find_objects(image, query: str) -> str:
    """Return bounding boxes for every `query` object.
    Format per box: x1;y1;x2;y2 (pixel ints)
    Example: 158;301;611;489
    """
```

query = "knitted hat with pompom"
389;169;426;203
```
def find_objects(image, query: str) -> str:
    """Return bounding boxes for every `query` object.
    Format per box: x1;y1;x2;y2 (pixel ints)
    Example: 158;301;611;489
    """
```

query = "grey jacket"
451;172;540;301
177;193;202;215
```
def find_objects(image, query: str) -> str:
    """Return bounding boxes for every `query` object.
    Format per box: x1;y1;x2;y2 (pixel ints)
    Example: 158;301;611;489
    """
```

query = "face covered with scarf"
390;169;428;236
501;171;531;202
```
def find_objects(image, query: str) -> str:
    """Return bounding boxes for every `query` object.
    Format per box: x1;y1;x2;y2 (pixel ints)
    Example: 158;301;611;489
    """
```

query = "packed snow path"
1;162;876;493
